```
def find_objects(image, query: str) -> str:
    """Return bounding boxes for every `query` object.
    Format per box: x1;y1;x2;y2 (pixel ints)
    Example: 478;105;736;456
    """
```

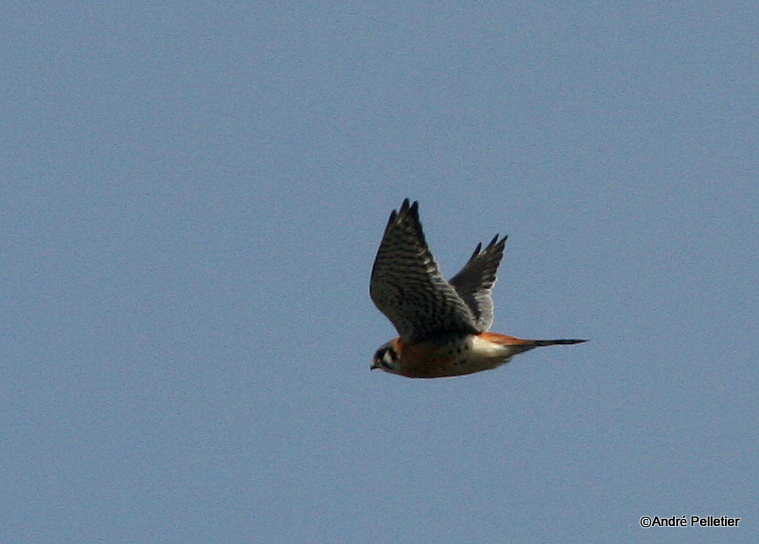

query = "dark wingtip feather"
383;199;418;234
466;234;508;264
468;242;483;262
399;198;416;214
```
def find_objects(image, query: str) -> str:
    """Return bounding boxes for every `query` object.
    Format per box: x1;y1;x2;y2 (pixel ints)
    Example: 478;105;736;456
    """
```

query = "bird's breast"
395;335;514;378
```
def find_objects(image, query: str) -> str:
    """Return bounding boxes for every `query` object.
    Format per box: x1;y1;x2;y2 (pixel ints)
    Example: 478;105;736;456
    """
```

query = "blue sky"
2;2;757;543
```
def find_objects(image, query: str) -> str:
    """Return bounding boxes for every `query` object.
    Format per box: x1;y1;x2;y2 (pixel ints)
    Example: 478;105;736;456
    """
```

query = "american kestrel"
370;199;586;378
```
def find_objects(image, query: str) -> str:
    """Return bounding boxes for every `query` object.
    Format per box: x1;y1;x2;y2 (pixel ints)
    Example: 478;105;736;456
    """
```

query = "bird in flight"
370;199;586;378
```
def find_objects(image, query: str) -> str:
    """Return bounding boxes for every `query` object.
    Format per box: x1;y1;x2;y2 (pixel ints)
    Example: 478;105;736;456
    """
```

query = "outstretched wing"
370;199;479;343
449;234;507;332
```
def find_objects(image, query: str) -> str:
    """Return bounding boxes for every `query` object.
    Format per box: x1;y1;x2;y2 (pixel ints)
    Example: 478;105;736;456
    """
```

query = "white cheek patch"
383;350;397;368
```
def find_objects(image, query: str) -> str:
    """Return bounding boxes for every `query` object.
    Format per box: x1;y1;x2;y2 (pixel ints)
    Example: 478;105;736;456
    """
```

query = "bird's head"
371;341;400;373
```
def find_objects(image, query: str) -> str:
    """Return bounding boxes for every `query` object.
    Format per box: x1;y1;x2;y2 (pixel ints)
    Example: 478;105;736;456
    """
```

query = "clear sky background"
2;2;757;543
